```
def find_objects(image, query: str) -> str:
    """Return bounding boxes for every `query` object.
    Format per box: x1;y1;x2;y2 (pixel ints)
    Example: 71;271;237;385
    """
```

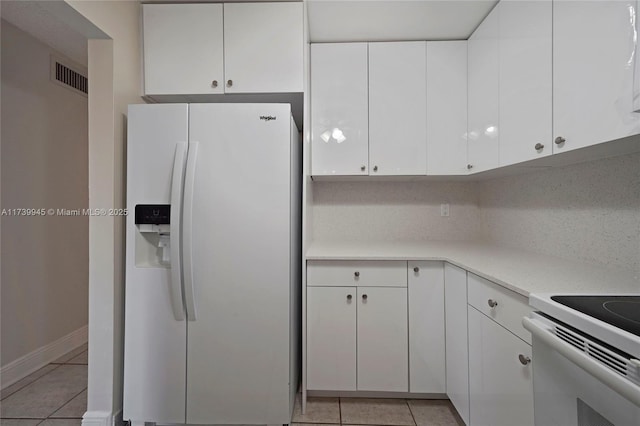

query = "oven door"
523;313;640;426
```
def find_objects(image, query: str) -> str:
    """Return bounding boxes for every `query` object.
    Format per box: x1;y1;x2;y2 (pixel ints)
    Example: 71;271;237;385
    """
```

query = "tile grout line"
406;399;418;426
338;397;342;425
1;363;65;402
48;386;88;419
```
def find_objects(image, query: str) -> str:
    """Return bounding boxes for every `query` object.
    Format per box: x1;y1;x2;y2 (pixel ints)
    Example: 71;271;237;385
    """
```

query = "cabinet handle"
362;294;368;300
518;354;531;365
347;294;352;301
360;165;366;171
227;79;233;87
373;165;378;172
487;299;498;308
211;80;218;88
413;267;419;273
554;136;566;146
535;143;544;151
467;164;473;170
354;271;360;278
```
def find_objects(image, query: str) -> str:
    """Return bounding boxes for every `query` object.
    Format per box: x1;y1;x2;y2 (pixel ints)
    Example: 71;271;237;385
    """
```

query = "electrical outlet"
440;203;450;217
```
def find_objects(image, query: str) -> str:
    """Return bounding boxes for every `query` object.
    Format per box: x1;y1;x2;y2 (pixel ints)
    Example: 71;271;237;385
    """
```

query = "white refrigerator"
123;103;301;425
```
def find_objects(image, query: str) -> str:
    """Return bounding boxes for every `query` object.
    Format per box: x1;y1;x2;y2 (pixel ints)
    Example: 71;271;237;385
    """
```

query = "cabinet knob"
354;271;360;278
362;294;368;300
347;294;352;301
555;136;566;145
227;79;233;87
467;164;473;170
535;143;544;151
518;354;531;365
360;165;366;171
211;80;218;88
413;267;419;273
373;165;378;172
487;299;498;308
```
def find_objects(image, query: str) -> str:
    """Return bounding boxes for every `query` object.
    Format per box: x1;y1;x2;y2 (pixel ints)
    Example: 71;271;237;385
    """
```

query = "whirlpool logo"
260;115;277;121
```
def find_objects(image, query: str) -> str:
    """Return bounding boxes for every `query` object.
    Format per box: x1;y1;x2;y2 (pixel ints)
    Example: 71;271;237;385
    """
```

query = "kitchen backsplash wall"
478;152;640;273
311;153;639;273
312;180;482;242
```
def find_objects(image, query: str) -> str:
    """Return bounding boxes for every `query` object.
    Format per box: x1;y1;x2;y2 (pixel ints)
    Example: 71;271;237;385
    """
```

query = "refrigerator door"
124;104;188;424
186;104;292;424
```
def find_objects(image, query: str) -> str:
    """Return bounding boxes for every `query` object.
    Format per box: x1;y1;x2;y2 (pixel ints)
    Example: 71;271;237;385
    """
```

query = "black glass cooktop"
551;296;640;337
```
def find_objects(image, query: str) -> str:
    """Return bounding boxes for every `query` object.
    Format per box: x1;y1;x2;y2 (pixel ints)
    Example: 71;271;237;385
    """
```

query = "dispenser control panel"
135;204;170;225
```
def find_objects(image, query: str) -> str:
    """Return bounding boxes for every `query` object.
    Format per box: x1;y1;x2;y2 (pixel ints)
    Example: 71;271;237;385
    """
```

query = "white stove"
525;293;640;426
529;294;640;359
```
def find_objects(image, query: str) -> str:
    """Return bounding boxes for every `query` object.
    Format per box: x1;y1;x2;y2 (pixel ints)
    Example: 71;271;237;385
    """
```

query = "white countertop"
306;241;640;297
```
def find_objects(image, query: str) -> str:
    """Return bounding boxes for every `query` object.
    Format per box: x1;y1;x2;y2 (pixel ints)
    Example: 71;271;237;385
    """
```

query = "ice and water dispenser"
134;204;171;267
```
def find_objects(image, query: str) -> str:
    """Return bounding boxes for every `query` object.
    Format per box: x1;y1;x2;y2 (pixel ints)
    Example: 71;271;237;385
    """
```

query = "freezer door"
124;104;188;424
186;104;292;424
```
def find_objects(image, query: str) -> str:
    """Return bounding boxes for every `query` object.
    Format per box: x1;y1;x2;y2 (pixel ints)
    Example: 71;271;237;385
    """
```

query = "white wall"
478;152;640;274
1;20;88;366
311;180;482;242
62;1;142;424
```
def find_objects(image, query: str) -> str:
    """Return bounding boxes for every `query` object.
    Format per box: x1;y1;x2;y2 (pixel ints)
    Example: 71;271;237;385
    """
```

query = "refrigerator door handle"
170;142;188;321
183;141;199;321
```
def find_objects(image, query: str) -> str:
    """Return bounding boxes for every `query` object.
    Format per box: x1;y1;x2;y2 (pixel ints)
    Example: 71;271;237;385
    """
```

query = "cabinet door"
408;261;445;393
499;0;552;165
467;3;500;173
554;0;640;152
357;287;408;392
369;42;427;175
143;3;224;95
468;307;534;426
311;43;369;175
426;41;468;175
223;2;303;93
444;263;470;425
307;287;357;391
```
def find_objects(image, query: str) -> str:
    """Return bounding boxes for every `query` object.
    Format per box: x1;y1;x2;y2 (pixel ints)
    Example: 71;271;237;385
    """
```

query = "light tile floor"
2;350;462;426
292;395;464;426
1;344;88;426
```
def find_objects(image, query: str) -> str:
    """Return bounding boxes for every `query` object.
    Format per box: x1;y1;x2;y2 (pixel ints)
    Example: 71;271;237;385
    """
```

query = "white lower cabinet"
306;261;409;392
307;286;357;391
357;287;408;392
468;306;534;426
307;285;408;392
444;263;470;425
408;261;445;393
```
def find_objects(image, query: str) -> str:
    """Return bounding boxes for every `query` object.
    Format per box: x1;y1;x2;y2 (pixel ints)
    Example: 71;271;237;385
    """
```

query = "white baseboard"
0;324;88;389
82;411;114;426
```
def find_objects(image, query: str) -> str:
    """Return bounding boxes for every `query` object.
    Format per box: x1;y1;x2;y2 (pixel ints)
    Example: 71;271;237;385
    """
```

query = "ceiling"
2;0;499;68
0;1;107;67
306;0;498;42
145;0;499;42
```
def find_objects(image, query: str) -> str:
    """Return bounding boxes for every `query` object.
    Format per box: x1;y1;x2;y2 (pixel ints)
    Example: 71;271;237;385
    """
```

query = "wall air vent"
50;55;88;96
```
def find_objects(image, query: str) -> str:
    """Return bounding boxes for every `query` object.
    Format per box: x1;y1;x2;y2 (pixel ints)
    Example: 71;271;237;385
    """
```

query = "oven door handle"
523;316;640;407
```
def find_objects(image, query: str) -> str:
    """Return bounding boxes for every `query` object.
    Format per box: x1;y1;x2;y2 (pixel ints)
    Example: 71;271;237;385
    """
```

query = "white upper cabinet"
467;3;500;173
499;0;552;165
223;2;303;93
369;42;427;175
143;3;224;95
426;41;468;175
553;0;640;152
142;2;303;96
311;43;369;176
